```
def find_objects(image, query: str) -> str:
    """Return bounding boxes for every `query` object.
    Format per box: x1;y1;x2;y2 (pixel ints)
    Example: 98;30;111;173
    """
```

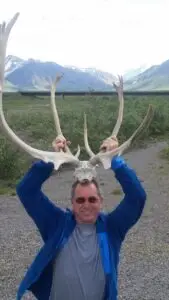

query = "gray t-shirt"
49;223;106;300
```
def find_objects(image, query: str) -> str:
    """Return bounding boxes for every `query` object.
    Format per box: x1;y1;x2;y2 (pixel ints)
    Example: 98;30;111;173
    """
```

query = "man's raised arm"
106;156;146;241
16;160;65;242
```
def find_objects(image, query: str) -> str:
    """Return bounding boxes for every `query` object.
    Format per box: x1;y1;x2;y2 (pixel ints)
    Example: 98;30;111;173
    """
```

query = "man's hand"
100;136;119;152
52;137;71;152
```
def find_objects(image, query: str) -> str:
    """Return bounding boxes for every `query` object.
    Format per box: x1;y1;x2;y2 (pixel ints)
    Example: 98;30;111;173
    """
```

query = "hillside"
126;60;169;90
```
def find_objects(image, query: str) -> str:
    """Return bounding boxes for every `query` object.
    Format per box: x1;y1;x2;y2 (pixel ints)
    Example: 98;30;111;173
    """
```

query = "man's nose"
83;200;90;207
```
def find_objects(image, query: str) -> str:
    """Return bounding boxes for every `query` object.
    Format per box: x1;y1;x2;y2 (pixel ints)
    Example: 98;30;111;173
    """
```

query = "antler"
50;74;80;158
84;113;95;158
84;75;154;169
84;75;124;158
89;104;154;168
0;13;154;183
111;75;124;137
0;13;80;170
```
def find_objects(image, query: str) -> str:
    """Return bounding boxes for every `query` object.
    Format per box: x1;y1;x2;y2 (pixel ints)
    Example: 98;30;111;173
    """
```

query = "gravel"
1;141;169;300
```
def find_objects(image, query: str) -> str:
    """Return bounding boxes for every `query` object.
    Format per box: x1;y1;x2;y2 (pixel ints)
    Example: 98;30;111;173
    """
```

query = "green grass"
159;144;169;160
111;188;123;196
1;93;169;193
0;181;16;196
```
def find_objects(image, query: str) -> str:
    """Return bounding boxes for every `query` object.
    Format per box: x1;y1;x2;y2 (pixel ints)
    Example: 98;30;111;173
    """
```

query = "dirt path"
0;141;169;299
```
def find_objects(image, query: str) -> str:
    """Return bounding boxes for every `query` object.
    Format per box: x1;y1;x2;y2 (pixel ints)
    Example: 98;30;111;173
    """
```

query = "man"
16;136;146;300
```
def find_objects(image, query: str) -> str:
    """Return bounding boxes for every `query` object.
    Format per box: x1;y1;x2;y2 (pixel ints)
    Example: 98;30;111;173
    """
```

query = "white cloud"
1;0;169;73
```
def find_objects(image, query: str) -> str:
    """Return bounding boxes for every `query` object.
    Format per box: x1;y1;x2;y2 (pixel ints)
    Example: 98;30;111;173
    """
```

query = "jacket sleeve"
106;156;146;241
16;160;66;242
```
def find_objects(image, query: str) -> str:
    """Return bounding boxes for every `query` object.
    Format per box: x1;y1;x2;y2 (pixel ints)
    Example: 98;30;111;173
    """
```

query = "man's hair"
71;178;103;201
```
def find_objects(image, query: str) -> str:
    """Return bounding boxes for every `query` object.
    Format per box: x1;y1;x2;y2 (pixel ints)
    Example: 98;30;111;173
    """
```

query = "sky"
1;0;169;74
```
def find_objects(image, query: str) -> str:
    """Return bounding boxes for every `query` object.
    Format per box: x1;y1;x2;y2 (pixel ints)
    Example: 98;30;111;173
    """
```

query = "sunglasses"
75;196;99;204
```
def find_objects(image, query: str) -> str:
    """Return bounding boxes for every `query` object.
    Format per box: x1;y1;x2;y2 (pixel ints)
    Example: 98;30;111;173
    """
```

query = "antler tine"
50;74;80;158
50;74;63;136
0;13;47;157
0;13;80;171
111;75;124;138
113;104;154;157
89;105;154;169
83;75;124;161
84;112;95;158
0;13;20;85
83;75;124;159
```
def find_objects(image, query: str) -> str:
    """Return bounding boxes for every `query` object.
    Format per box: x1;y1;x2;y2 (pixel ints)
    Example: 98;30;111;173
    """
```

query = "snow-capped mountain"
4;56;115;91
4;55;169;91
5;55;25;77
66;66;116;85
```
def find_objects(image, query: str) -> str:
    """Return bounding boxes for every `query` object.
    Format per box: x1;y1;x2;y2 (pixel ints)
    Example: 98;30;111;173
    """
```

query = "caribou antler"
50;74;80;158
0;13;80;171
0;13;154;183
89;104;154;169
112;75;124;137
84;75;154;169
84;75;124;158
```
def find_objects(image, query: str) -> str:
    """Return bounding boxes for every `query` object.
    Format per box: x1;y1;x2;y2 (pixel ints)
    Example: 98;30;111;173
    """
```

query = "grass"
0;182;16;196
159;143;169;160
111;188;123;195
0;92;169;193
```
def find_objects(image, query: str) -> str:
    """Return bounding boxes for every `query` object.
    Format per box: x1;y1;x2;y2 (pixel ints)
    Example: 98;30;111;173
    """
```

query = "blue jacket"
16;157;146;300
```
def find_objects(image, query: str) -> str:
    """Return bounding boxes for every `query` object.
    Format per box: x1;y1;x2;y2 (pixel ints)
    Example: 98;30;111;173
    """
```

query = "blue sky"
1;0;169;74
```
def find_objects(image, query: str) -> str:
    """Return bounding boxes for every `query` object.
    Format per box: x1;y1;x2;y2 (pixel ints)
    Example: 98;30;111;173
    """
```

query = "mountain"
4;55;169;91
4;56;115;91
5;55;25;77
67;67;116;86
125;60;169;90
123;64;150;81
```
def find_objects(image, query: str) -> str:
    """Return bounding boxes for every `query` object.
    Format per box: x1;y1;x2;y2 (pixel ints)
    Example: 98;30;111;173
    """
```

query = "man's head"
71;179;103;224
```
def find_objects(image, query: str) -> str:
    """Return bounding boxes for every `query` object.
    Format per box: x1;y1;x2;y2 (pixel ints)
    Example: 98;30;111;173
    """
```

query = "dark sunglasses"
75;196;99;204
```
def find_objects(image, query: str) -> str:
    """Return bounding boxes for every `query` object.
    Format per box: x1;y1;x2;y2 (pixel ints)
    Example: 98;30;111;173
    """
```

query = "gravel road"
0;141;169;300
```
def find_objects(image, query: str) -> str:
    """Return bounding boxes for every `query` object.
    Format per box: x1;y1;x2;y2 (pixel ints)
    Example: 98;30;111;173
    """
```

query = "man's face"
72;182;103;224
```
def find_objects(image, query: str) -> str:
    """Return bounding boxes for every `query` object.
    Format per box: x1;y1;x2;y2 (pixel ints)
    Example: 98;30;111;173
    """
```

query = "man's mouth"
83;211;91;215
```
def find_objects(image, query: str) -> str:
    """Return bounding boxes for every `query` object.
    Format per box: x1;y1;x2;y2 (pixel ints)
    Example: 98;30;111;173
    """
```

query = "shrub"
1;93;169;184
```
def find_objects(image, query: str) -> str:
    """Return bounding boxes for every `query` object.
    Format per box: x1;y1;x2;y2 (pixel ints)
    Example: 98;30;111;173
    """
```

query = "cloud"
1;0;169;73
